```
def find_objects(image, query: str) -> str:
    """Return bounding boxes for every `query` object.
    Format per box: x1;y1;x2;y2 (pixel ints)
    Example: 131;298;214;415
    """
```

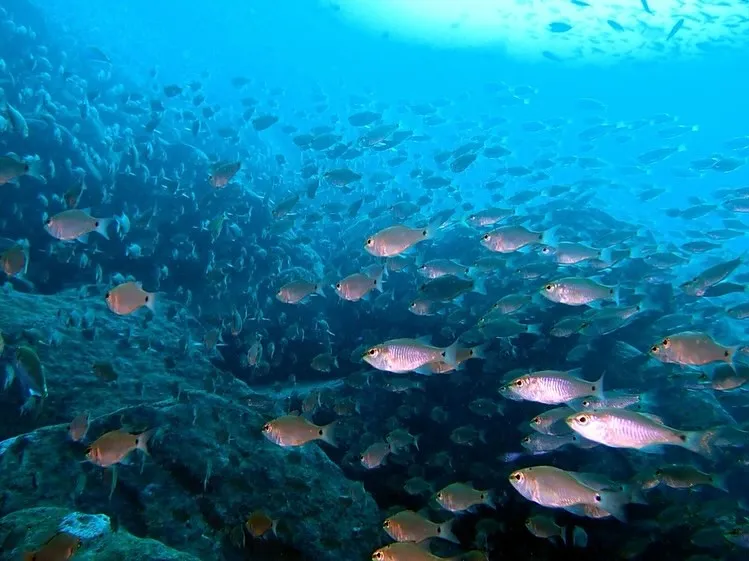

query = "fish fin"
711;473;729;493
135;428;157;455
26;159;45;182
143;291;159;314
526;323;543;336
681;428;719;458
622;483;648;505
472;276;487;296
373;270;385;293
597;489;628;522
542;225;561;246
437;518;460;544
313;283;326;298
442;340;461;367
319;421;338;447
94;217;112;240
109;465;118;501
76;233;89;244
591;371;605;400
468;343;490;360
2;364;15;391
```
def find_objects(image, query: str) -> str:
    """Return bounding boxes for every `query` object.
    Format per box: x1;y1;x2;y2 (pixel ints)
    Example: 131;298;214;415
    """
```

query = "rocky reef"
0;289;381;560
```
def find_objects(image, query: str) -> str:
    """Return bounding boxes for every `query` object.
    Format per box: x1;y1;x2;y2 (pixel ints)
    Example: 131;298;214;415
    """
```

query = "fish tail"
320;420;338;447
591;371;605;400
25;158;45;182
136;428;157;455
468;342;490;360
372;269;385;293
438;518;460;544
144;291;159;314
313;283;326;298
597;488;628;522
542;225;560;246
472;275;487;296
94;217;113;240
711;472;730;493
442;340;461;367
681;428;718;458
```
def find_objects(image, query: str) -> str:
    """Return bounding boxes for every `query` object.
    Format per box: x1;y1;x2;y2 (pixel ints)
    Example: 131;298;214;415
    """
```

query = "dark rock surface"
0;290;381;560
0;507;200;561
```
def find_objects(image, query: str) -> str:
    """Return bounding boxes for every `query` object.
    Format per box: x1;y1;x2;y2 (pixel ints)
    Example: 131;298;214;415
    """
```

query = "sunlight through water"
329;0;749;63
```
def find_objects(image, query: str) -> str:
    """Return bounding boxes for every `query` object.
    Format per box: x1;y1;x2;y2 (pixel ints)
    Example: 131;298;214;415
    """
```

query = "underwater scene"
1;0;749;560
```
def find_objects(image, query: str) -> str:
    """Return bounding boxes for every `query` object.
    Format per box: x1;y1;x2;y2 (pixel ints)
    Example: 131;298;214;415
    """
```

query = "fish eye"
662;338;670;347
514;379;523;387
262;423;270;432
383;520;390;528
654;469;662;476
374;553;384;561
582;400;590;407
651;345;659;353
594;494;602;502
437;492;443;499
366;238;373;246
368;349;376;355
94;221;99;227
104;292;110;299
335;283;341;289
482;234;490;240
545;284;552;291
576;415;588;424
522;436;530;443
512;472;522;481
421;229;427;236
531;416;540;424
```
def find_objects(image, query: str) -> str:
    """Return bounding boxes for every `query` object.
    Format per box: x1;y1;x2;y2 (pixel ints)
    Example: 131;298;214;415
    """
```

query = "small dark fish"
641;0;653;14
607;20;625;32
450;153;477;173
252;115;279;131
667;18;684;40
549;22;573;33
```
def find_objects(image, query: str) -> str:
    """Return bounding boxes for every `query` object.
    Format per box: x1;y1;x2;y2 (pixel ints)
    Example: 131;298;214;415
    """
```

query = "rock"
0;291;381;560
0;507;199;561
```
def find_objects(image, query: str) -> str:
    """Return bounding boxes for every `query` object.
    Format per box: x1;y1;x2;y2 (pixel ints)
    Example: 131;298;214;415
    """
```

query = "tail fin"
597;488;628;522
682;428;718;458
437;518;460;544
468;342;489;360
26;159;46;183
314;283;326;298
710;473;729;493
372;269;385;293
136;428;156;455
320;421;338;447
94;217;112;240
442;340;461;367
542;225;561;247
472;276;487;296
590;371;605;400
144;290;159;314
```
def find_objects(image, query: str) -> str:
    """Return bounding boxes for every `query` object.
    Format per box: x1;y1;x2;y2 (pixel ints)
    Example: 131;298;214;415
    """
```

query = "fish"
1;242;30;277
245;510;278;538
23;532;81;561
509;466;630;521
500;369;604;405
565;409;717;456
360;441;391;469
334;271;384;301
649;331;738;366
365;224;436;257
540;277;619;306
68;413;90;442
45;209;112;242
362;338;459;373
480;225;554;253
209;161;241;188
105;282;158;315
262;414;337;447
276;280;325;304
86;428;154;467
435;482;495;512
383;510;459;544
0;155;42;185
